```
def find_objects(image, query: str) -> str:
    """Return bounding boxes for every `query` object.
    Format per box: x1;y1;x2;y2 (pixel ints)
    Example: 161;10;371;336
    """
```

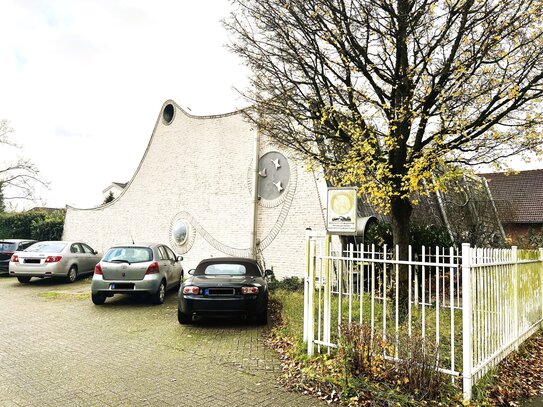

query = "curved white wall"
63;101;326;278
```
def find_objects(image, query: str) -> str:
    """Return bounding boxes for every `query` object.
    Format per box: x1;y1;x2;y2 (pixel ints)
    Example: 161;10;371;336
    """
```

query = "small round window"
172;220;188;245
163;103;175;125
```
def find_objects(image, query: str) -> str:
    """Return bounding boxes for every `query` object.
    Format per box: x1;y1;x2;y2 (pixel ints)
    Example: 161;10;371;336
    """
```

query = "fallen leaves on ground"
486;330;543;406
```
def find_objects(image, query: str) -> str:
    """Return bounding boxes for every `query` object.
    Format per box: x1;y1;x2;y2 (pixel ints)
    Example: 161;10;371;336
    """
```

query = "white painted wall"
63;100;326;278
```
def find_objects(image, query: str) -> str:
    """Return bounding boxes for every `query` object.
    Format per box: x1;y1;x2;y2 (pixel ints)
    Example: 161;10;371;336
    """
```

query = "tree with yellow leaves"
226;0;543;304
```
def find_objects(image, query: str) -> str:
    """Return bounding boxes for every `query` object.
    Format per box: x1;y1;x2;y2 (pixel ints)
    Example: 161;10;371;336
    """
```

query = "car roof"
198;257;259;265
108;243;163;248
32;241;77;245
0;239;36;243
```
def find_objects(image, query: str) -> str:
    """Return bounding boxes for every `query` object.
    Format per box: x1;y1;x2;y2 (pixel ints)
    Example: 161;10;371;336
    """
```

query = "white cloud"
0;0;249;209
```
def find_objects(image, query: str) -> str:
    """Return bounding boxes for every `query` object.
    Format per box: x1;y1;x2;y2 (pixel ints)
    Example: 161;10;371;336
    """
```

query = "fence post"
540;248;543;329
304;232;310;343
512;246;518;351
307;236;316;356
462;243;473;401
323;234;331;347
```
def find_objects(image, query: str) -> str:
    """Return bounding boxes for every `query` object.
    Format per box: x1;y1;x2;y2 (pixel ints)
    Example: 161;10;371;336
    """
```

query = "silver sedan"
91;243;183;305
9;241;101;284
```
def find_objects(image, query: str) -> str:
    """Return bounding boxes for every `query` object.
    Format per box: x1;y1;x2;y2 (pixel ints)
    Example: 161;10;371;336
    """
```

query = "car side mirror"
188;269;195;275
177;255;183;262
93;250;98;255
265;269;273;277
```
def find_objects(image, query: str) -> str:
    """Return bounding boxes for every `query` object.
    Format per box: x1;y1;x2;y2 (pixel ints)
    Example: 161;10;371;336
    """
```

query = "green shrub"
269;275;304;292
0;210;65;241
0;212;43;239
31;214;64;241
410;223;454;250
364;220;453;249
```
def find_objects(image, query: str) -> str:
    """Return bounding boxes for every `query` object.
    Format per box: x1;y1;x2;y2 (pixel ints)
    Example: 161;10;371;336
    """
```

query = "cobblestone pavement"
0;276;322;406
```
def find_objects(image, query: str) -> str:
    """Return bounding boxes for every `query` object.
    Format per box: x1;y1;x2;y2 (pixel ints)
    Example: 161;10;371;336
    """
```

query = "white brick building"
63;100;327;278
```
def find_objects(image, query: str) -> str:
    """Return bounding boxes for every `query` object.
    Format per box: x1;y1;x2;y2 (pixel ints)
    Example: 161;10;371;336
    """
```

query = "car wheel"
256;309;268;326
67;266;78;283
17;276;31;284
91;293;106;305
178;309;191;324
152;280;166;305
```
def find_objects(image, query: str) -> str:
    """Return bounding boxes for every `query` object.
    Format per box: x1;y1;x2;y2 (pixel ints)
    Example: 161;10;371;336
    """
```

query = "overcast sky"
1;1;542;211
0;0;249;210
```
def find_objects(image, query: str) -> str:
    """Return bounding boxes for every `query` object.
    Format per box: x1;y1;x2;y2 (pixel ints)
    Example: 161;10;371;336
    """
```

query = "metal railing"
303;232;543;400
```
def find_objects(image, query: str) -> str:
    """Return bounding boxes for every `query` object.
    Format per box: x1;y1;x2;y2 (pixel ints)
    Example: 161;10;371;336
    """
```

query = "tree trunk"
390;195;413;316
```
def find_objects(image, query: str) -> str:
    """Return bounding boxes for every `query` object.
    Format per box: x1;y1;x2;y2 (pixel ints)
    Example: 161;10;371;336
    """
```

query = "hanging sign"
326;187;357;235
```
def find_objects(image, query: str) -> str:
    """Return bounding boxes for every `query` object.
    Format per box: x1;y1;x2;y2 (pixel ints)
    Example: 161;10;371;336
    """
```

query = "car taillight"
241;286;259;295
94;263;103;275
11;254;19;263
145;261;160;274
183;286;200;295
45;256;62;263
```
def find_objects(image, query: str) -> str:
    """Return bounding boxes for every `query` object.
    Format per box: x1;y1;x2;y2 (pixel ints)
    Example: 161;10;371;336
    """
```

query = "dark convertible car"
178;257;271;325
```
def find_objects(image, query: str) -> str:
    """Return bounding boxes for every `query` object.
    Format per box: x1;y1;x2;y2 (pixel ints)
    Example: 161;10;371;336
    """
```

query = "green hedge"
0;211;65;241
364;220;454;250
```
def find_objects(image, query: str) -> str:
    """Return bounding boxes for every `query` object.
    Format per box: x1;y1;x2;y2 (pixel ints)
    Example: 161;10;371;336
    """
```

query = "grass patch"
269;289;463;405
38;291;90;301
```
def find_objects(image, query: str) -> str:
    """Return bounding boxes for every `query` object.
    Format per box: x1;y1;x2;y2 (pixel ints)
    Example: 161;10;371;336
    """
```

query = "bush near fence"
0;211;65;241
364;221;454;250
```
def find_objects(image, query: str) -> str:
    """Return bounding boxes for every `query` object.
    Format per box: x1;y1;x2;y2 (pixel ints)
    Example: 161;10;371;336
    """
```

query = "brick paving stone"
0;276;323;406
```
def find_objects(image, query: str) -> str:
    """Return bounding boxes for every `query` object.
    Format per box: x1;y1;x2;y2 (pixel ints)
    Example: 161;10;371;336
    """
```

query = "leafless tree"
0;120;46;209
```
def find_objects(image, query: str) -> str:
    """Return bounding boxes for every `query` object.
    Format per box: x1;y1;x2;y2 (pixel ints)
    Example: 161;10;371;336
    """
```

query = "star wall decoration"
273;181;284;193
271;158;281;169
259;168;267;177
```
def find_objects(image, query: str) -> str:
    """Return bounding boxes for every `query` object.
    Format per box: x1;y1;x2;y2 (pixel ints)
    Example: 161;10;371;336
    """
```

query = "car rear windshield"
24;242;66;253
103;247;153;263
196;262;261;276
0;242;16;252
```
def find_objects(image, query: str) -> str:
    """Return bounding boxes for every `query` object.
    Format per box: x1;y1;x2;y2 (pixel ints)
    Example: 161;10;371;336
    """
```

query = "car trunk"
19;254;47;264
190;275;258;296
101;261;149;280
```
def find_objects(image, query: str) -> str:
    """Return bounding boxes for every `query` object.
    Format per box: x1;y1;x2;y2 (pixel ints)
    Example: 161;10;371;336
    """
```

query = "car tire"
91;293;106;305
178;309;191;324
256;309;268;326
17;276;31;284
152;280;166;305
67;266;78;283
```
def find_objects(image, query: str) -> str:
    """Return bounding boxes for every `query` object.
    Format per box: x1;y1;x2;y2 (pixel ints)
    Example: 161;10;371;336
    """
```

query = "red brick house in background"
482;169;543;244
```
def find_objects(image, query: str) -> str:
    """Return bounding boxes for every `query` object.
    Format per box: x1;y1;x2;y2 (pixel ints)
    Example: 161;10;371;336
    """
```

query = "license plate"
110;283;115;289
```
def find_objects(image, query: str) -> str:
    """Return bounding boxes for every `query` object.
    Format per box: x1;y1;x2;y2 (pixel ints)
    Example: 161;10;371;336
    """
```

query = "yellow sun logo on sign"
331;191;354;215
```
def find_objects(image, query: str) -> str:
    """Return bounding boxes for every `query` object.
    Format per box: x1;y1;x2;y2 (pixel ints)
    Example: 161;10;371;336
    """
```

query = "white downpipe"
250;131;260;259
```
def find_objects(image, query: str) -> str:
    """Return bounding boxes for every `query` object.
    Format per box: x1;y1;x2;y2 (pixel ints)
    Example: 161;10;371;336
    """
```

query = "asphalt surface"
0;275;322;406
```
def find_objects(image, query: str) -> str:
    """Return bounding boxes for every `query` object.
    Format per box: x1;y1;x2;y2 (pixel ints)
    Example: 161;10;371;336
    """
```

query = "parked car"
9;241;101;283
91;243;183;305
0;239;37;275
178;257;271;325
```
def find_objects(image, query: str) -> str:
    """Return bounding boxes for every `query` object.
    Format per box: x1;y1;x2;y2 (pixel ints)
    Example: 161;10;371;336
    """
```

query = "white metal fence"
303;231;543;400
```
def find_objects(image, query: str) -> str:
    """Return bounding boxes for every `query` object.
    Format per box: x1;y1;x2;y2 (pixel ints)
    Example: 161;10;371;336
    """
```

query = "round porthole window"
163;103;175;125
172;220;188;245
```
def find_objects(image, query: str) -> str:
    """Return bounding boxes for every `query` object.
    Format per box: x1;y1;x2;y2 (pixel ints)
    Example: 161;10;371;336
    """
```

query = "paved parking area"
0;276;321;406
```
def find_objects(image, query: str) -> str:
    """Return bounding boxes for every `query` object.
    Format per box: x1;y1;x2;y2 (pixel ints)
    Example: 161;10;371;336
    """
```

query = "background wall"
63;101;326;278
